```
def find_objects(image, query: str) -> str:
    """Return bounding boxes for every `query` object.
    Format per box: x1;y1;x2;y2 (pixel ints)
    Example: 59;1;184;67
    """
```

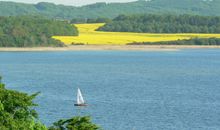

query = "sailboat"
74;88;87;106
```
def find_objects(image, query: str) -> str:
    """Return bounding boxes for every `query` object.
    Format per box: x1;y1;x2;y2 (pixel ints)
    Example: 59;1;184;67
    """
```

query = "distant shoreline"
0;45;220;52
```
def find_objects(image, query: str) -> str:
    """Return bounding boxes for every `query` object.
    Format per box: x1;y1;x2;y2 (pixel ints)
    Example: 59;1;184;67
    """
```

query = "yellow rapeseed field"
53;23;220;45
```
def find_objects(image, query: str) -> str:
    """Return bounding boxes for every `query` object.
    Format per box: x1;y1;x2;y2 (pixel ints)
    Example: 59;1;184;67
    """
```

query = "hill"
0;0;220;19
0;16;78;47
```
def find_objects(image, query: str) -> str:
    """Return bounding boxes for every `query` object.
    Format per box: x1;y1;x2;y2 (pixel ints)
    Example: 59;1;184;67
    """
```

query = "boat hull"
74;104;87;106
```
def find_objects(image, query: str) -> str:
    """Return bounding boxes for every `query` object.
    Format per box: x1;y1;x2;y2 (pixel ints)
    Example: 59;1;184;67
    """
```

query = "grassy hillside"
0;0;220;19
53;23;220;45
0;16;78;47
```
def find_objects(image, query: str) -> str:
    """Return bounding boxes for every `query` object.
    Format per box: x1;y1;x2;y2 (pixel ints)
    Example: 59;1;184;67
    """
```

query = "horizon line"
0;0;142;7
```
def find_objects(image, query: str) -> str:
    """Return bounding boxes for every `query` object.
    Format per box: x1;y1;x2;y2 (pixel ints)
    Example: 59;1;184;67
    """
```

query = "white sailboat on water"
74;88;87;106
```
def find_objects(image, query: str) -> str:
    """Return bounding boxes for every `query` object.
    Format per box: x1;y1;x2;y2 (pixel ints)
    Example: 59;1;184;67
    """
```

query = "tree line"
0;16;78;47
128;38;220;45
70;17;111;24
97;14;220;33
0;76;100;130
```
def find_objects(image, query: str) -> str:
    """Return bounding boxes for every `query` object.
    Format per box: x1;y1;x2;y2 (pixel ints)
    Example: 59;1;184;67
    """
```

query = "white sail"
77;88;85;104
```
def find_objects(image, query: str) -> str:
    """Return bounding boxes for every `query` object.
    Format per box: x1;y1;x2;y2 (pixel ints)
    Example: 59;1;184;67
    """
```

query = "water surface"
0;50;220;130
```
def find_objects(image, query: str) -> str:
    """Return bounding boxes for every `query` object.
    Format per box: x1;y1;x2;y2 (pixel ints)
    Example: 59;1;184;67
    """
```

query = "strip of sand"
0;45;220;52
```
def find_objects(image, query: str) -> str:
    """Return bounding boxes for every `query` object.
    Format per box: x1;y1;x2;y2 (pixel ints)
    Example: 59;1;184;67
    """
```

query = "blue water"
0;50;220;130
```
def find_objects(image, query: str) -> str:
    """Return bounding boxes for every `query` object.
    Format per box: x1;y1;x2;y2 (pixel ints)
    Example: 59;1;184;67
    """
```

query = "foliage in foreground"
128;38;220;45
48;116;100;130
0;76;47;130
0;76;101;130
0;16;78;47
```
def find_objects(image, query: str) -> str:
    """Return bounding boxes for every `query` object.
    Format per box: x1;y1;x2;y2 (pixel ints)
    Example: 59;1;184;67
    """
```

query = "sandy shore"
0;45;220;52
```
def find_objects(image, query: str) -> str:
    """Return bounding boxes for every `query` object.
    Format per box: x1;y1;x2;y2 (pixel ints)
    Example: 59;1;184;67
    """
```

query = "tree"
0;76;47;130
0;27;3;35
48;116;100;130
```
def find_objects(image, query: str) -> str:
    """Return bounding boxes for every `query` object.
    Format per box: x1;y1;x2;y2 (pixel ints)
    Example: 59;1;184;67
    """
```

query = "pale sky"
2;0;137;6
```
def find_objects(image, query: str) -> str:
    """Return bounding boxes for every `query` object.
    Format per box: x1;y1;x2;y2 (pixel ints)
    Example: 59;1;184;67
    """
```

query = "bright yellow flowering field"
53;23;220;45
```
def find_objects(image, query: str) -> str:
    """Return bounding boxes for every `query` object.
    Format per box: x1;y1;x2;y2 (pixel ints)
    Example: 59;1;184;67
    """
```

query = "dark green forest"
0;76;100;130
98;14;220;33
0;16;78;47
128;38;220;45
0;0;220;19
70;17;111;24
